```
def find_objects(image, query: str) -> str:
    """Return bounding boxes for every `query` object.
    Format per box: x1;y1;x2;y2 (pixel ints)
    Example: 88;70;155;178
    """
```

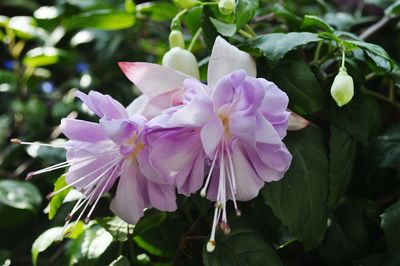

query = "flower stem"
238;29;253;39
244;24;257;37
341;48;346;69
313;41;322;62
188;27;202;52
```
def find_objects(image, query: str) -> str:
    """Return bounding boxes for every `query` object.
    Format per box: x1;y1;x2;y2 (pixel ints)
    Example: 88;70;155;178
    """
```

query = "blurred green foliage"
1;0;400;265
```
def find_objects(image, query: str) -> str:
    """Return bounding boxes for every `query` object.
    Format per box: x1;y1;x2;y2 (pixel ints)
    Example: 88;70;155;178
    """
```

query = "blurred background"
0;0;400;265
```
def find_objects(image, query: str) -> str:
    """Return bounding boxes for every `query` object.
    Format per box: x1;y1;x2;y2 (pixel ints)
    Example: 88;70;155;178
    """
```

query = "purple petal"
100;119;136;145
110;159;146;224
200;119;224;158
256;142;292;171
60;118;108;143
146;180;177;211
175;153;206;196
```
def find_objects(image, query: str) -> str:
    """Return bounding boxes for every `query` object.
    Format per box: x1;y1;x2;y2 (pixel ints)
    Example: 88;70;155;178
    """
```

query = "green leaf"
97;216;134;242
235;0;259;29
0;180;42;213
210;17;236;37
8;16;38;39
48;175;71;220
66;10;135;31
368;124;400;172
330;93;381;145
109;255;130;266
23;47;64;67
328;126;357;208
137;2;178;22
32;227;64;266
266;55;324;115
202;228;282;266
248;32;321;66
302;15;334;33
381;200;400;252
134;209;167;236
262;125;329;249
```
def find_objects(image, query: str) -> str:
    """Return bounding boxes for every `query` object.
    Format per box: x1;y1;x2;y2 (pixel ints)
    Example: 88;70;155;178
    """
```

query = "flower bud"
218;0;236;15
168;30;185;49
330;67;354;107
173;0;199;9
162;47;200;79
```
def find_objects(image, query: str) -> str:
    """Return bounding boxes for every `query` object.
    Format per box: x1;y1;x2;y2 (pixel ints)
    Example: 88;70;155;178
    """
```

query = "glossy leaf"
97;216;134;242
32;227;64;266
302;15;334;33
210;17;236;37
0;180;42;213
48;175;71;220
262;125;329;249
248;32;321;66
133;209;167;236
66;10;135;31
235;0;259;29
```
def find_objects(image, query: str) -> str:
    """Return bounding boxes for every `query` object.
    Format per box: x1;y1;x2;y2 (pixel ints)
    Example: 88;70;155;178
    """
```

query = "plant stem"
238;29;253;39
188;27;202;52
359;15;400;40
244;24;257;37
361;87;400;109
313;41;323;62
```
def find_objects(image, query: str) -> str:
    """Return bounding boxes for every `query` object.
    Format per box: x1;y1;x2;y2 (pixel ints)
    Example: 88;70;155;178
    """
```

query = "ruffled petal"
110;159;147;224
76;90;128;120
60;118;108;143
118;62;191;97
200;119;224;158
208;36;256;88
175;153;205;196
100;119;136;145
146;181;177;211
256;142;292;172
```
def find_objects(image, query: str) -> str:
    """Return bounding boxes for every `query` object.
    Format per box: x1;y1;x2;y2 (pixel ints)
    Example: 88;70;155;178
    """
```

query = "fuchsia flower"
119;37;299;251
27;90;176;225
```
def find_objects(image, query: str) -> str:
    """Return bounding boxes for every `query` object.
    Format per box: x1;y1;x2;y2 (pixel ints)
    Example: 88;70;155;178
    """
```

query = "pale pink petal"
287;110;309;130
118;62;191;97
208;36;257;88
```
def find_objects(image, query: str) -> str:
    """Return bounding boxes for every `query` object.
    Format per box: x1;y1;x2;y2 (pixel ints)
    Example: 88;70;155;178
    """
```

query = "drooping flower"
120;37;293;251
24;90;176;226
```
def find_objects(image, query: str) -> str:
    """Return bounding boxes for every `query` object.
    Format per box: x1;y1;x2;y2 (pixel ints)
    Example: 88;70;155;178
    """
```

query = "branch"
360;15;400;40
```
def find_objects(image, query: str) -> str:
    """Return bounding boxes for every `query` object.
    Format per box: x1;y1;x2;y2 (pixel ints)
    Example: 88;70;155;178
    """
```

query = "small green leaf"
32;227;64;266
328;126;357;208
23;47;64;67
137;2;178;22
109;255;130;266
302;15;334;33
202;228;282;266
210;17;236;37
262;125;329;249
0;180;42;213
248;32;321;66
66;10;135;31
266;55;324;115
235;0;259;29
97;216;134;242
49;175;71;220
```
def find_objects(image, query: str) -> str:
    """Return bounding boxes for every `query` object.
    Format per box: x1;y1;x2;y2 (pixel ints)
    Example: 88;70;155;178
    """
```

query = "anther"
200;188;206;197
65;213;72;221
220;222;231;235
46;192;55;200
10;138;21;144
26;172;34;181
206;240;216;252
84;217;90;224
236;209;241;217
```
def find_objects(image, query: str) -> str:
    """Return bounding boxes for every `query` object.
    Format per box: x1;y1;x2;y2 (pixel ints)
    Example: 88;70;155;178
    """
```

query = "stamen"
200;146;219;197
10;138;66;149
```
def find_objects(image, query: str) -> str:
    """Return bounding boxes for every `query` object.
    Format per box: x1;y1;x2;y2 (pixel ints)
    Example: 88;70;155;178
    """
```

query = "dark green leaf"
134;209;167;236
48;175;71;220
202;228;281;266
0;180;42;213
210;17;236;37
381;200;400;252
266;55;324;115
66;10;135;31
248;32;321;66
235;0;259;29
97;216;134;242
330;93;381;145
262;125;329;249
368;124;400;172
328;126;357;208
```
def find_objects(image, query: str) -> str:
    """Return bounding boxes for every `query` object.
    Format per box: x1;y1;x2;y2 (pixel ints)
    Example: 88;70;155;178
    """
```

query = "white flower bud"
330;67;354;107
162;47;200;79
168;30;185;49
218;0;236;15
